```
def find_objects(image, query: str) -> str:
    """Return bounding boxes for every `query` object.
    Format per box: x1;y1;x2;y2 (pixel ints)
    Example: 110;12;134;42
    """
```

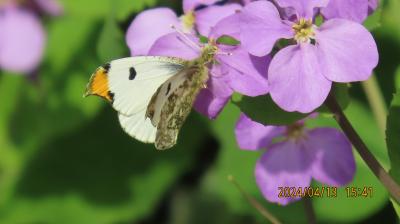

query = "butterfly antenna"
170;24;202;51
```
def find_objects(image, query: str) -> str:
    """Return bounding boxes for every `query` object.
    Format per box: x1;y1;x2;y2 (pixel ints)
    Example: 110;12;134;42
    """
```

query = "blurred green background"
0;0;400;223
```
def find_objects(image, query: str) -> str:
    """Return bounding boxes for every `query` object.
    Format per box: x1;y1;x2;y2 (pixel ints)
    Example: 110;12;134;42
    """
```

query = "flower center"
181;10;196;32
292;18;315;43
285;123;306;141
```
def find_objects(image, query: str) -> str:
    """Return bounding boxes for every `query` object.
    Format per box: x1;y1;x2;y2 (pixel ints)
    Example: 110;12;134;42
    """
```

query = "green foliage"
364;6;382;31
96;5;128;62
216;35;241;46
318;83;351;113
233;95;308;125
386;91;400;217
386;92;400;186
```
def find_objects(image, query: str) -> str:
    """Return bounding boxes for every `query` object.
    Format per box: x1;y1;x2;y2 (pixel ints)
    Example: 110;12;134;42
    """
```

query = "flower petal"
33;0;63;16
218;49;270;96
321;0;369;23
240;1;293;57
235;113;285;150
209;12;241;40
255;140;313;205
194;88;230;119
148;32;200;60
183;0;219;12
369;0;378;14
0;7;45;73
126;8;180;56
275;0;329;19
195;3;241;36
269;44;332;113
207;66;233;98
306;128;356;186
316;19;379;82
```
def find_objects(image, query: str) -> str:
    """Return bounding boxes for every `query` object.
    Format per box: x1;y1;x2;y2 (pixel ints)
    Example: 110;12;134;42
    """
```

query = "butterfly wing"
85;56;187;116
85;56;187;143
146;65;209;150
118;110;157;143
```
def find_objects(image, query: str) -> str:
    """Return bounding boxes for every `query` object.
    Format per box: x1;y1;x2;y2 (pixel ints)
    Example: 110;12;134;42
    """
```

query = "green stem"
303;197;316;224
361;75;387;137
325;94;400;203
228;175;282;224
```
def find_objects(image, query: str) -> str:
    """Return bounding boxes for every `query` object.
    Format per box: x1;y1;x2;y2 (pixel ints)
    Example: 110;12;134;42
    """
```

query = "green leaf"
364;7;382;31
318;83;351;113
395;66;400;91
216;35;241;46
233;94;308;125
386;91;400;195
96;5;128;62
199;35;209;44
58;0;156;20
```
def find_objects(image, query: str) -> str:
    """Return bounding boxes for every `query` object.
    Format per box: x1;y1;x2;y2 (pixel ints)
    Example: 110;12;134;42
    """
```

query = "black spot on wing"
166;83;172;96
108;91;115;104
129;67;137;80
103;63;111;73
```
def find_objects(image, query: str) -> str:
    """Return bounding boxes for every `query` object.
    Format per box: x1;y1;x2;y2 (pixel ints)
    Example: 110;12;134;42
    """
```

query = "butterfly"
84;44;218;150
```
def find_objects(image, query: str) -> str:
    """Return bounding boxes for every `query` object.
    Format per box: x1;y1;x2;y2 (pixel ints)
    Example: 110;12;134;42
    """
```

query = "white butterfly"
84;45;217;150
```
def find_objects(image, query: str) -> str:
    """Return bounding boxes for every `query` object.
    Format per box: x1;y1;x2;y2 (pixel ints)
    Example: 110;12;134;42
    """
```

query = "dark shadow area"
16;106;210;205
358;200;398;224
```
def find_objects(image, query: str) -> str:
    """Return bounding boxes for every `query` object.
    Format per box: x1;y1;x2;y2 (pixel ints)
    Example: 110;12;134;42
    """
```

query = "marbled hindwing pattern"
146;65;209;150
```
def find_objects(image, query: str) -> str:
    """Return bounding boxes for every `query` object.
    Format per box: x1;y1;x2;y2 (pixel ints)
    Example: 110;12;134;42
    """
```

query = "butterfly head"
199;38;223;66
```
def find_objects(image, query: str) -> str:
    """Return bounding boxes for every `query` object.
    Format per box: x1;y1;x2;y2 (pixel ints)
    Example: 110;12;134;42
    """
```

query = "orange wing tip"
84;63;114;103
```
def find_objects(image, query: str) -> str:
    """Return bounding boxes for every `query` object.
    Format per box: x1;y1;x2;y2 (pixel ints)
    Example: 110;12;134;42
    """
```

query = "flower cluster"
127;0;378;205
0;0;62;74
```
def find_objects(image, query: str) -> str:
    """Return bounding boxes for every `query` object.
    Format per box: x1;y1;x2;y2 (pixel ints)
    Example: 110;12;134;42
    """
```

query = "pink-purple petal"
240;1;293;57
33;0;63;16
316;19;379;82
148;32;200;60
126;8;180;56
269;44;332;113
275;0;329;19
235;113;285;151
369;0;379;14
194;88;230;119
0;7;45;73
195;3;242;36
255;140;313;205
218;50;270;96
321;0;369;23
306;128;356;186
209;12;241;41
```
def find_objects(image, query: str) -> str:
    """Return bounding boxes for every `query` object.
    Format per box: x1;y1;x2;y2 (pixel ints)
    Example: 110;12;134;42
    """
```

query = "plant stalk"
361;75;387;137
228;175;282;224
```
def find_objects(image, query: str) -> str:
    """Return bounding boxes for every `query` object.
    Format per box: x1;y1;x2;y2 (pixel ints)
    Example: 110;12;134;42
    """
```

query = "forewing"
85;56;186;116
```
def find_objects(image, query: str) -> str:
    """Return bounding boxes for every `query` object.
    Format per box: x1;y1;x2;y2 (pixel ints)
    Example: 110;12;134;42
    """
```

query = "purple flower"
321;0;379;23
240;0;379;113
148;14;270;119
126;0;241;56
0;0;61;74
235;113;355;205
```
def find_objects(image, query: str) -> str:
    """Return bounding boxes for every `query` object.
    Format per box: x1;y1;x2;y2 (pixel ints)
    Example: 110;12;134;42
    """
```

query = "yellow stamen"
292;18;315;43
